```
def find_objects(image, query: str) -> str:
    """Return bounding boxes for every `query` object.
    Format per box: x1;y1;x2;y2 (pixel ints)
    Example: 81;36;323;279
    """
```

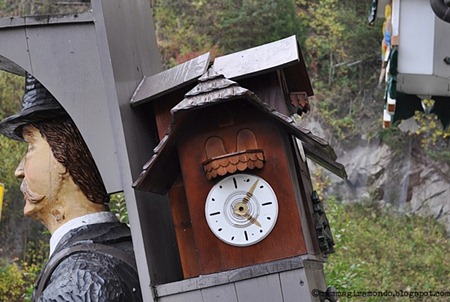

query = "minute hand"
242;179;259;204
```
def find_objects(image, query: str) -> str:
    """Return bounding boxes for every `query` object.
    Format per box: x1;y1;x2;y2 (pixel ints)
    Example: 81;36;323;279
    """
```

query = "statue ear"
53;156;68;176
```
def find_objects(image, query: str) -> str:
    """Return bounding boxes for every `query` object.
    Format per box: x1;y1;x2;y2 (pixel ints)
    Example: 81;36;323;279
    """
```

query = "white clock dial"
205;173;278;247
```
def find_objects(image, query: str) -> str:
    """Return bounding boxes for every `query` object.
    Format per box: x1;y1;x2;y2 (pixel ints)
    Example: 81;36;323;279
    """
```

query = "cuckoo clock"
133;69;346;279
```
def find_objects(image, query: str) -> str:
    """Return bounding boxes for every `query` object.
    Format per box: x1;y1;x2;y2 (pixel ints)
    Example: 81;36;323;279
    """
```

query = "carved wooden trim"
202;129;266;180
290;92;310;116
202;149;265;180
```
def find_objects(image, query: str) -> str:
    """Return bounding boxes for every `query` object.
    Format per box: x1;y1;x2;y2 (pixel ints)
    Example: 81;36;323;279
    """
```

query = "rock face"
300;116;450;234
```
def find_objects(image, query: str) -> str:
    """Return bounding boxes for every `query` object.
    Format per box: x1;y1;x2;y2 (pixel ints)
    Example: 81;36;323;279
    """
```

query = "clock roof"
130;35;312;108
133;68;347;194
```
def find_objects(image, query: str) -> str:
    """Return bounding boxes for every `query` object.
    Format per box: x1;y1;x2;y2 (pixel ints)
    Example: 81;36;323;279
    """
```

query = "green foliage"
324;198;450;301
301;0;380;80
379;125;410;156
296;0;382;141
109;192;129;225
427;150;450;165
0;255;47;302
215;0;303;53
0;71;23;119
413;99;450;164
0;259;26;301
21;237;49;302
153;0;220;67
0;72;24;196
316;98;355;139
0;0;90;17
311;166;332;200
154;0;305;67
0;71;38;260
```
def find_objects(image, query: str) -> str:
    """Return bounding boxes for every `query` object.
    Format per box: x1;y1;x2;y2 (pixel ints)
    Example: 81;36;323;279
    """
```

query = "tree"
215;0;304;53
0;72;46;261
153;0;219;67
299;0;381;84
0;0;90;17
153;0;305;67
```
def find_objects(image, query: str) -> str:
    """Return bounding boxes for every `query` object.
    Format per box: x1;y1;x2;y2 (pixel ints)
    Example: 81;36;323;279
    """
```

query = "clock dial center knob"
234;201;249;216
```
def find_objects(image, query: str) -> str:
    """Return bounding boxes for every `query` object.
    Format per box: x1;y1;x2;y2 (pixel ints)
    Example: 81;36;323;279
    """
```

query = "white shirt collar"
49;211;118;257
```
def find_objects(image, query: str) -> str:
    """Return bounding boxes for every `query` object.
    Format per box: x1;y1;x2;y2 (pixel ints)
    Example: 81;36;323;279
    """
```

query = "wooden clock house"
131;37;346;302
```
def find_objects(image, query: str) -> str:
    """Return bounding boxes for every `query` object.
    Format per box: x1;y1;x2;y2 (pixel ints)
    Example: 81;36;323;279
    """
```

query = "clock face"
205;173;278;247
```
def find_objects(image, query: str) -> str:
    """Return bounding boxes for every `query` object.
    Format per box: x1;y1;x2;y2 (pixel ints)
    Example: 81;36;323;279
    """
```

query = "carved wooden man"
0;74;142;302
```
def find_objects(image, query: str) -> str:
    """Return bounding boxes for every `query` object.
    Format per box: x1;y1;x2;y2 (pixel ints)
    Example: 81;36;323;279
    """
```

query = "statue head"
0;74;108;232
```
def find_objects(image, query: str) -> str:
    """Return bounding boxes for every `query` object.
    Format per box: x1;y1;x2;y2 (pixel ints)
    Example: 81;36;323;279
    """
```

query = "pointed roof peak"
171;67;258;114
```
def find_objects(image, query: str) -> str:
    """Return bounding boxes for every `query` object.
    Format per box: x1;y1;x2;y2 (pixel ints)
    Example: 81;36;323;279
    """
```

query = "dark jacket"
33;222;143;302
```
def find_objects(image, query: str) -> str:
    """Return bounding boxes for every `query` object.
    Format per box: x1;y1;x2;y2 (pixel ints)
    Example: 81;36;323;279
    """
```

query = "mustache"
20;181;45;203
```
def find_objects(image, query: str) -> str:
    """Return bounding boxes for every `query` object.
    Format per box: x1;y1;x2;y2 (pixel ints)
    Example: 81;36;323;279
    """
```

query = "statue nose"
15;158;25;179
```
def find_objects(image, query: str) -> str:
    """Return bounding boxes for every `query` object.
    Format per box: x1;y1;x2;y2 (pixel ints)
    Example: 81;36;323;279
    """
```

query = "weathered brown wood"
168;177;200;278
133;71;346;194
152;88;187;140
202;130;265;180
177;102;307;276
132;65;345;301
290;139;321;255
238;72;290;116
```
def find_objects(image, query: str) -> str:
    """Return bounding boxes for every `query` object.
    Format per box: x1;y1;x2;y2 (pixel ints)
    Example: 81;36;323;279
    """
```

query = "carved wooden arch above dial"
202;129;265;180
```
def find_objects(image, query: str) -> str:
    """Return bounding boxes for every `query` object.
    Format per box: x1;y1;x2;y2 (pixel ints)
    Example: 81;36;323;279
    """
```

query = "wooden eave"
130;52;211;107
133;70;346;194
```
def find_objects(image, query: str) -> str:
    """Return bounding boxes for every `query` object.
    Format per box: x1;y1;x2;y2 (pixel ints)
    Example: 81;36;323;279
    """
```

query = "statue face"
15;125;66;218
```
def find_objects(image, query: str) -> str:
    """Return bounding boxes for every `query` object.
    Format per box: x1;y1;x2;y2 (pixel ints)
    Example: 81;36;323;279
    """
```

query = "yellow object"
0;183;4;222
385;4;392;19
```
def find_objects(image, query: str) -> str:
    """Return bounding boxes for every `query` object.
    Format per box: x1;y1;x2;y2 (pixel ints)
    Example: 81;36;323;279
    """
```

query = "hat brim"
0;104;67;141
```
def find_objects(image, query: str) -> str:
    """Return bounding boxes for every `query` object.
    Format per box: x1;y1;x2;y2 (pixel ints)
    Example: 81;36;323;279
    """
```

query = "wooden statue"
0;74;142;302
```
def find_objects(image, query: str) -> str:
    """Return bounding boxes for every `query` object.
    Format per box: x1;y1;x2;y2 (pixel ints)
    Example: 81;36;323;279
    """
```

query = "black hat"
0;74;68;141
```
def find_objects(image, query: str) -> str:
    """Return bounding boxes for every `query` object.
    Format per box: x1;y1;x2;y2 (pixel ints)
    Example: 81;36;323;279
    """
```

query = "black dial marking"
244;231;249;241
233;177;238;189
262;202;272;206
209;212;221;216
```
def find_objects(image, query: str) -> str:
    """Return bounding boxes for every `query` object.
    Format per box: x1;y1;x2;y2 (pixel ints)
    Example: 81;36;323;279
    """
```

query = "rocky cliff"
300;113;450;234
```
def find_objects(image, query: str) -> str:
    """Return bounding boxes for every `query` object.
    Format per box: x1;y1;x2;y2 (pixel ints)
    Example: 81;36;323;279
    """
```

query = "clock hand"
243;212;262;228
242;179;259;204
233;178;262;227
233;178;259;214
232;202;262;228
